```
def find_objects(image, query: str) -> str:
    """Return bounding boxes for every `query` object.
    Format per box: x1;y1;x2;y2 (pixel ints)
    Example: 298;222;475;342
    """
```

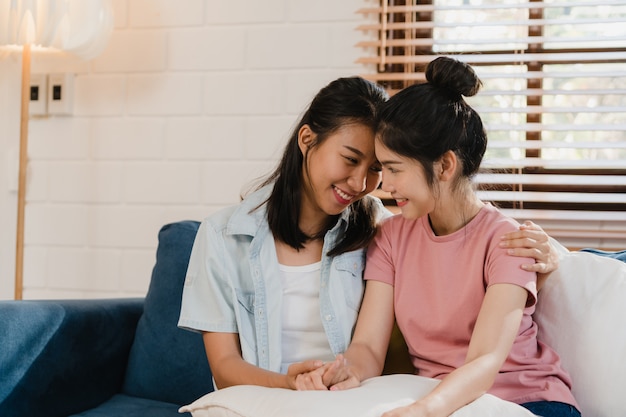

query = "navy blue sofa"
2;219;623;417
0;221;214;417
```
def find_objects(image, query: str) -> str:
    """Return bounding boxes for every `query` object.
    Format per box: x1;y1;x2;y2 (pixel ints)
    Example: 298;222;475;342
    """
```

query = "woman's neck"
298;193;337;239
428;190;484;236
275;237;323;266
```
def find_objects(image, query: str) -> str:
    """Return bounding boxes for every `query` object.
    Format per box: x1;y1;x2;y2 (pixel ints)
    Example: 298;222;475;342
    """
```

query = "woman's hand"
287;360;327;390
500;221;559;288
322;354;362;391
291;355;362;391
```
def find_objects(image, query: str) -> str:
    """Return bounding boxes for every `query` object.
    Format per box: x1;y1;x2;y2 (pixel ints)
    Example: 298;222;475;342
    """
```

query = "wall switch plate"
47;73;74;115
29;73;48;116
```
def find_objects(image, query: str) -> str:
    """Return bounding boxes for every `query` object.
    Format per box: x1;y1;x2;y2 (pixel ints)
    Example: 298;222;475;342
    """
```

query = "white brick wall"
0;0;376;299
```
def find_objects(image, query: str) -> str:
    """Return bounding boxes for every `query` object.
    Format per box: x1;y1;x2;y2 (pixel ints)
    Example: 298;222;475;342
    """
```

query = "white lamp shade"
0;0;114;59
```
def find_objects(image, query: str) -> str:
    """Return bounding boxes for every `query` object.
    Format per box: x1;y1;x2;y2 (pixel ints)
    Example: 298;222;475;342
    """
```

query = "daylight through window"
358;0;626;248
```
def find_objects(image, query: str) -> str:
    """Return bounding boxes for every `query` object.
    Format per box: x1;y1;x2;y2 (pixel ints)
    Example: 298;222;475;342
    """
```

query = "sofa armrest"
0;298;144;417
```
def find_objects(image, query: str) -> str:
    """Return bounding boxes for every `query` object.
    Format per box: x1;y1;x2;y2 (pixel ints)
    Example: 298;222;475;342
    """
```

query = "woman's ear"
438;150;458;181
297;125;315;155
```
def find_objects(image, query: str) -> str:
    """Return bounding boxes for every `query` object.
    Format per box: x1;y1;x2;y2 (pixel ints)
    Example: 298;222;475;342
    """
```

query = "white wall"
0;0;378;299
0;51;22;299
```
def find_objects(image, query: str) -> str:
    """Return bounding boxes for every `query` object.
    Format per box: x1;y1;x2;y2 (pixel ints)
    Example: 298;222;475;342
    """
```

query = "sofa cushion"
123;221;214;405
580;247;626;263
0;298;142;417
69;393;186;417
535;250;626;417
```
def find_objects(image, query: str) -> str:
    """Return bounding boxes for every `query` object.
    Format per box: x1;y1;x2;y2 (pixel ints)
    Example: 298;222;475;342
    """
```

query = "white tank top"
279;261;335;373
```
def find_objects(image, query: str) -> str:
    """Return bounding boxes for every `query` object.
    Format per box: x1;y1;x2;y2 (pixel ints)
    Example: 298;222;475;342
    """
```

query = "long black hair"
257;76;388;256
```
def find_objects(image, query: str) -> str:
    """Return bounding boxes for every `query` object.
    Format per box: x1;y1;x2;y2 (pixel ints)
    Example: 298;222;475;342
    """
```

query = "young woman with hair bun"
303;57;580;417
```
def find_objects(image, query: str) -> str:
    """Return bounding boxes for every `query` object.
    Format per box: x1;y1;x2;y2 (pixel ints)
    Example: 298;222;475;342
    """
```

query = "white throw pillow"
179;374;535;417
534;250;626;417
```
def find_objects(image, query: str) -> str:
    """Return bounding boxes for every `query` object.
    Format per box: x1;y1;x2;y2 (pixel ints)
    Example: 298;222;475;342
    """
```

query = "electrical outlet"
29;73;47;116
47;73;74;115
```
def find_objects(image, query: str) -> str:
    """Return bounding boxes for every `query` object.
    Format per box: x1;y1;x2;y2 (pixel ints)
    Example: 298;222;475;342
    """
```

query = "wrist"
284;373;297;390
413;393;446;417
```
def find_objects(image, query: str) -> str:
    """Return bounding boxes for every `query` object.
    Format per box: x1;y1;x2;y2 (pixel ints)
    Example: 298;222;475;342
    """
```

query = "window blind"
358;0;626;249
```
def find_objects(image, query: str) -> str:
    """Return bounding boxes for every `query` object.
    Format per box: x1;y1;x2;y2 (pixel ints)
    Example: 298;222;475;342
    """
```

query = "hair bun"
425;56;482;98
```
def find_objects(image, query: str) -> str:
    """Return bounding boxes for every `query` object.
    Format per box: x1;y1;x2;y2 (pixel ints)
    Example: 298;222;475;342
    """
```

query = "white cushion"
179;374;534;417
535;250;626;417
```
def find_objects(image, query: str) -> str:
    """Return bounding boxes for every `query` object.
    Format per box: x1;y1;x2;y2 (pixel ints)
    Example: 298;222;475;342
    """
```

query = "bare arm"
382;283;527;417
500;220;559;290
202;332;323;390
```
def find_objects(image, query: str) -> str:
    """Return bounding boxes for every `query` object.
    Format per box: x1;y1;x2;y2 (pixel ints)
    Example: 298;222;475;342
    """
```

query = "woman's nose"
381;178;393;193
347;169;368;193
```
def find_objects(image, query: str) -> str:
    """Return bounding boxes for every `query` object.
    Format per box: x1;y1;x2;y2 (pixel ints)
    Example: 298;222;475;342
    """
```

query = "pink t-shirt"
365;204;578;407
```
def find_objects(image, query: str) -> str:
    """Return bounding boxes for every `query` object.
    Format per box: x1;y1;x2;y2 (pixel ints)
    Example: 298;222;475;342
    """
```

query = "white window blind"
358;0;626;249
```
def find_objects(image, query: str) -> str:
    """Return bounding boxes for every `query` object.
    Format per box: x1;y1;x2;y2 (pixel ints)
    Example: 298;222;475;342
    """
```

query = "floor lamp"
0;0;113;300
14;43;31;300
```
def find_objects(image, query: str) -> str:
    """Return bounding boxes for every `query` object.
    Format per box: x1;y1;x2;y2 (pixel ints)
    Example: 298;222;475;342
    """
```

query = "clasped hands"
288;354;359;391
288;355;427;417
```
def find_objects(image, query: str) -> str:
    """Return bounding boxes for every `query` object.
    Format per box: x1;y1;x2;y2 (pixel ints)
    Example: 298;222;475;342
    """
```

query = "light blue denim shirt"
178;185;387;373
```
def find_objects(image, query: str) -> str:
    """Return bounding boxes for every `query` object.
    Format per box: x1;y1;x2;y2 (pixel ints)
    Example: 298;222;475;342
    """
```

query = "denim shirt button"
324;315;332;321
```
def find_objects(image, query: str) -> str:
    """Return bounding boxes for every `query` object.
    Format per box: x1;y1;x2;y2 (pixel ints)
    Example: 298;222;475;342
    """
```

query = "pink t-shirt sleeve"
483;234;538;308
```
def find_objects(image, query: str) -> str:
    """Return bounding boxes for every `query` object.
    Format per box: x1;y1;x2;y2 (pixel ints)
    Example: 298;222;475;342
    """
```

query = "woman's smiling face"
299;122;382;218
376;139;435;220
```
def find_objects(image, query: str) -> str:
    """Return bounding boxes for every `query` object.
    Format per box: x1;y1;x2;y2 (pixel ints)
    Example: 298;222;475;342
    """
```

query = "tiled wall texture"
0;0;378;299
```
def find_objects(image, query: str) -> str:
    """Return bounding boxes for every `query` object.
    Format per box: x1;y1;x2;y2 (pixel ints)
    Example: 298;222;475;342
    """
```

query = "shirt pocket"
234;288;257;354
333;252;366;311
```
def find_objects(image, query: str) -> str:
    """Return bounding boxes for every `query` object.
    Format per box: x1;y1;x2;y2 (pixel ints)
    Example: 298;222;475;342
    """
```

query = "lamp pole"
14;43;30;300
